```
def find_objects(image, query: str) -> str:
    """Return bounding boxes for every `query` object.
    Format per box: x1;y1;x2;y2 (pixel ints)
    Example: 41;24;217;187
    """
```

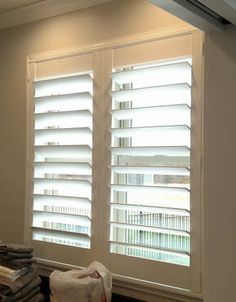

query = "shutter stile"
32;72;93;249
110;59;191;266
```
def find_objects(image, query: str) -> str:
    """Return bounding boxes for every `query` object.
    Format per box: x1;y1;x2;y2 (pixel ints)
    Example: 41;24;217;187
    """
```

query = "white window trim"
25;24;204;302
34;258;203;302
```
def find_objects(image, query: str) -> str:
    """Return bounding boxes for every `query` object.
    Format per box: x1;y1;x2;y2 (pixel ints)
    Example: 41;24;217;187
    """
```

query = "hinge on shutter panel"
200;153;203;174
200;270;203;291
193;269;203;293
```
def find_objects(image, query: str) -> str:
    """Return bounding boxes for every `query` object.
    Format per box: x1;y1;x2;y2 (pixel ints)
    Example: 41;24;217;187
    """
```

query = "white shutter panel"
110;59;191;266
32;72;93;249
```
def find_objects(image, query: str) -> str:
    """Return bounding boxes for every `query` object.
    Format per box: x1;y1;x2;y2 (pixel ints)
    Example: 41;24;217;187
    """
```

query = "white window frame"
25;25;204;302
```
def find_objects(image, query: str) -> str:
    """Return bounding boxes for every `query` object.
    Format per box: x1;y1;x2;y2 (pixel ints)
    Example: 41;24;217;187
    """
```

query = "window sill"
34;258;203;302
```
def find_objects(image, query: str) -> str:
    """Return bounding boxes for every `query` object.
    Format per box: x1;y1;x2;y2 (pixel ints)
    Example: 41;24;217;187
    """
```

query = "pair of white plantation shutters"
28;34;200;290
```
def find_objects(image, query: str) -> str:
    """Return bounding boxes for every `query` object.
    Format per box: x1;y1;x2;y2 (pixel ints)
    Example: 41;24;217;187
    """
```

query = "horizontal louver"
32;73;93;248
110;59;191;266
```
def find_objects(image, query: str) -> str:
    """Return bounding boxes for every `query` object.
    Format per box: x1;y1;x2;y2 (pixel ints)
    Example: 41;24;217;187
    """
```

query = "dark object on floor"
112;294;145;302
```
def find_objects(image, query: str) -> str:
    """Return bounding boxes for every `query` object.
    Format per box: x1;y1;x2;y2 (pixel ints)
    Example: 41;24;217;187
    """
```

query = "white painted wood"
34;258;203;302
25;25;204;298
108;33;203;291
113;34;192;67
36;53;93;79
24;60;36;246
25;51;97;267
190;30;205;294
28;24;196;63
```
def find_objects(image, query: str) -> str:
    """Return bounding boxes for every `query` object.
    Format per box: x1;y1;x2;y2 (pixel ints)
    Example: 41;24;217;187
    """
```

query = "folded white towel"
50;261;112;302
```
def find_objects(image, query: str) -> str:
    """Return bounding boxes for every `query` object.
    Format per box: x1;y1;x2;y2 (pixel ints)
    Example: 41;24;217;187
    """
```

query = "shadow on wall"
207;25;236;64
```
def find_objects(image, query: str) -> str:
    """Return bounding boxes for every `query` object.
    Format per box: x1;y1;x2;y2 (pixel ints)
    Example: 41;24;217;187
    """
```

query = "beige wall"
204;26;236;302
0;0;184;241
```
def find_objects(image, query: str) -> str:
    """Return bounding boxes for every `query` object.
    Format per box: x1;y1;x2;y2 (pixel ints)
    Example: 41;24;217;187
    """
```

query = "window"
26;32;203;294
109;59;191;267
32;73;93;249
